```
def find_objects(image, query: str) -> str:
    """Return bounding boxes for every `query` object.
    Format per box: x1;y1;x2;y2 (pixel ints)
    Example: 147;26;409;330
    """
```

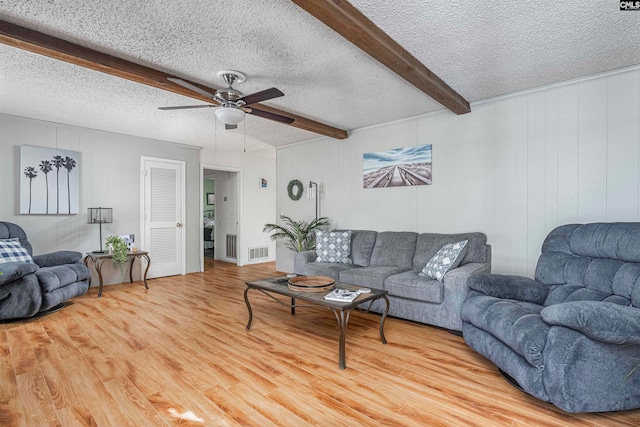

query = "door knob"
176;223;182;228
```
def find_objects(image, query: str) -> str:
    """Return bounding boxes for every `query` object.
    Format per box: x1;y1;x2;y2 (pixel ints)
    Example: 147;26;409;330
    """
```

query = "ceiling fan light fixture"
214;106;245;125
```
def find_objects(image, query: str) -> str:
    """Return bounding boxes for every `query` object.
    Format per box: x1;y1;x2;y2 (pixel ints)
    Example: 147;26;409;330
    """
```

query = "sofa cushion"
569;222;640;262
304;262;360;281
35;264;91;293
315;230;352;264
461;294;548;368
40;280;89;312
385;270;444;303
420;240;468;281
536;223;640;308
0;238;34;264
369;232;418;269
541;301;640;345
339;266;407;289
350;230;377;267
334;230;377;267
33;251;83;268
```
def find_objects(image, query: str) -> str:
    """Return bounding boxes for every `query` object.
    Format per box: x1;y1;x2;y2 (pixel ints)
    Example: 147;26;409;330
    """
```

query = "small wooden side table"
84;251;151;297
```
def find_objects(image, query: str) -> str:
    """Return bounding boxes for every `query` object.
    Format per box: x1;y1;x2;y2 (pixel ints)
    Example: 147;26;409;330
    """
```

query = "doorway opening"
201;165;241;272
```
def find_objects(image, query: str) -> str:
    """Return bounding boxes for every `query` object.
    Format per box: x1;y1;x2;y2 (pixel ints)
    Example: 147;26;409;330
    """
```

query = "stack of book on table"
324;288;363;302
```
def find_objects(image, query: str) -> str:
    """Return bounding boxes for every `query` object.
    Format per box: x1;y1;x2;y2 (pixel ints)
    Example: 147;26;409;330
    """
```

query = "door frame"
200;163;243;272
140;156;187;276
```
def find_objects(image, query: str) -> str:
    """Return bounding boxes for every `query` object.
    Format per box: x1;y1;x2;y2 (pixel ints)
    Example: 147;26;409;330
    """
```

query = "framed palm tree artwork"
20;145;80;215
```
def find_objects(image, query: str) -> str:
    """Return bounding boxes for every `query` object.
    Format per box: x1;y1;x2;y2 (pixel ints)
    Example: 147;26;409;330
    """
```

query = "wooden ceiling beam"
0;19;348;139
291;0;471;115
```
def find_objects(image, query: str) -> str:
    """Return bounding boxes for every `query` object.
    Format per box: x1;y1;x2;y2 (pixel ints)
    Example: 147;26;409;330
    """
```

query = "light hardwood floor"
1;259;639;426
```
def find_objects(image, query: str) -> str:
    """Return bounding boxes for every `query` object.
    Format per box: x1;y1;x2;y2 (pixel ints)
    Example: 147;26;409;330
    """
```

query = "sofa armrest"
541;301;640;345
466;274;548;304
445;262;489;280
33;251;83;268
0;262;39;285
444;262;489;290
293;250;317;275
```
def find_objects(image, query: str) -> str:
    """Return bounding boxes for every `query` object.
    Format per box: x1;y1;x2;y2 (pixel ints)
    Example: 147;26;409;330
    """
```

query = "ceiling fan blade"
225;124;238;130
167;77;217;99
239;87;284;106
158;105;215;110
246;107;295;124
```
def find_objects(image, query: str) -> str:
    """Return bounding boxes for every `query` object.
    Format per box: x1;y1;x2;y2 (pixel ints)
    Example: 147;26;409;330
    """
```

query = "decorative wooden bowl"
288;276;335;293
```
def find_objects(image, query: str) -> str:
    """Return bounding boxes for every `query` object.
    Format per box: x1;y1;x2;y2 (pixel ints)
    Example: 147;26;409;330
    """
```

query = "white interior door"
142;158;185;278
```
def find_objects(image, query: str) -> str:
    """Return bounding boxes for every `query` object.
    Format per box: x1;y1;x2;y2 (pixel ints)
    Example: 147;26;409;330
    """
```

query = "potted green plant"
105;235;129;281
263;215;329;252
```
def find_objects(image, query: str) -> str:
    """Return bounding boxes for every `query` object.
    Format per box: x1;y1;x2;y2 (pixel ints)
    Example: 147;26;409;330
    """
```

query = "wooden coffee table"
244;276;390;369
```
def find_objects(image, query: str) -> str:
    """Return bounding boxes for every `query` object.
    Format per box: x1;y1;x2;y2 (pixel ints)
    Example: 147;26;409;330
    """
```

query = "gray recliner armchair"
461;223;640;413
0;222;90;321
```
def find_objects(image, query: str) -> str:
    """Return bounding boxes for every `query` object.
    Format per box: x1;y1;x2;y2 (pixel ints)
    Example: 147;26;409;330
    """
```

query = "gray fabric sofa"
461;223;640;413
295;230;491;331
0;222;90;321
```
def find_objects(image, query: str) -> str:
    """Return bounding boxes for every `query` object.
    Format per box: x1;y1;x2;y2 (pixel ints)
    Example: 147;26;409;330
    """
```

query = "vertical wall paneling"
515;97;529;275
606;71;639;221
557;85;579;224
577;79;608;223
462;105;488;233
493;99;519;274
526;93;547;276
482;104;497;244
544;89;560;233
276;68;640;276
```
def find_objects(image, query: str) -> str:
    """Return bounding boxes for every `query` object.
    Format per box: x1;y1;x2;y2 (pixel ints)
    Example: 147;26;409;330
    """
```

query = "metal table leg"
95;257;106;297
83;256;92;287
332;308;351;370
380;295;389;344
291;297;295;315
244;287;253;330
141;254;150;289
128;256;135;283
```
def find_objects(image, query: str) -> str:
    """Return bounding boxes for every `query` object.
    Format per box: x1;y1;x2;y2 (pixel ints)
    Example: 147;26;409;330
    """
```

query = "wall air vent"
249;246;269;261
226;234;237;259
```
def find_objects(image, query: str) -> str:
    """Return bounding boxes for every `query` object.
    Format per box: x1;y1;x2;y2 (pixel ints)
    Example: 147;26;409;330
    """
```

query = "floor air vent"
226;234;237;259
249;246;269;261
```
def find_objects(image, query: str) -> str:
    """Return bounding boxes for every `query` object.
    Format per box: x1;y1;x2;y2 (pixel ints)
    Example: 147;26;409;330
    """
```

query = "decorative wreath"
287;179;303;201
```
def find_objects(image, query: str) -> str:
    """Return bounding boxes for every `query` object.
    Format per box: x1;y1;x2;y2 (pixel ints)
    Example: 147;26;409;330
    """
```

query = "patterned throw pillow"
0;238;34;264
315;230;352;264
420;240;468;282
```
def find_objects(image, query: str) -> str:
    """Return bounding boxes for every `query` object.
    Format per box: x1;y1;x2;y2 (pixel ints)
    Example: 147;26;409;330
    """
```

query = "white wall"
277;67;640;275
0;113;201;286
200;150;277;265
212;171;238;261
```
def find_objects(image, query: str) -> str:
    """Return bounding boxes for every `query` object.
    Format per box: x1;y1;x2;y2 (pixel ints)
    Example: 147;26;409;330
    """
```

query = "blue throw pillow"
0;238;34;264
315;230;352;264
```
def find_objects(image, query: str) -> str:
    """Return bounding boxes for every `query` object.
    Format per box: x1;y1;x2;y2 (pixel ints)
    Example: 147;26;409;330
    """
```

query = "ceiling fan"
159;70;294;130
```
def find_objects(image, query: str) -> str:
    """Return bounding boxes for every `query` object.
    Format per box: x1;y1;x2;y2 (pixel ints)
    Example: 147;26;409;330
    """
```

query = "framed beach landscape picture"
363;144;432;188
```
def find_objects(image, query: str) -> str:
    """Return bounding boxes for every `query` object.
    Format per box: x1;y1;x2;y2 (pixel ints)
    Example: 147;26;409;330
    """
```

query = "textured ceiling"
1;1;639;154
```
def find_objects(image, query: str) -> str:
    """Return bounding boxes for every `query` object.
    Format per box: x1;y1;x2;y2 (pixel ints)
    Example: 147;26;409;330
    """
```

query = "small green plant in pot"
263;215;329;252
105;235;129;281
